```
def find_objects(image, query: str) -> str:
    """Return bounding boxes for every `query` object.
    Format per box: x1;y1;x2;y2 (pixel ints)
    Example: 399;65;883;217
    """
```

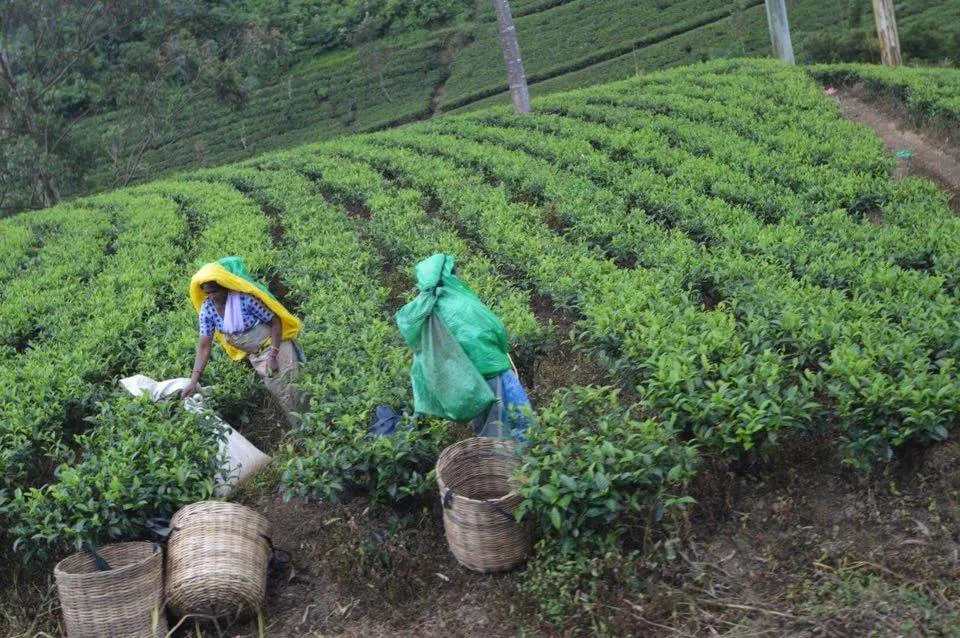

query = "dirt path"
429;27;477;117
833;87;960;211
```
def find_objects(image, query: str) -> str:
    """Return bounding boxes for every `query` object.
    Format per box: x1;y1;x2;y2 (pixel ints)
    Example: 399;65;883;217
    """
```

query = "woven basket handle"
85;543;112;571
145;517;180;541
507;353;520;379
260;534;292;577
484;499;517;523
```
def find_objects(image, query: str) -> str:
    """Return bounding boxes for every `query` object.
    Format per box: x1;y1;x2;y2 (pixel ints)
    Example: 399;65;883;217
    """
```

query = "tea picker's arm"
182;334;214;399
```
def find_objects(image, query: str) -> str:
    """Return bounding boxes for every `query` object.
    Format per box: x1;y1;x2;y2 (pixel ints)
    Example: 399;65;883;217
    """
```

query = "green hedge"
809;63;960;128
2;58;959;575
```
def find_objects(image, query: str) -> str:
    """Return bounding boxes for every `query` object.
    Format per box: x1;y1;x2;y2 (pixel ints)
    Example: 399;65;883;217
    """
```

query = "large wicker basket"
54;542;166;638
436;437;532;573
166;501;271;619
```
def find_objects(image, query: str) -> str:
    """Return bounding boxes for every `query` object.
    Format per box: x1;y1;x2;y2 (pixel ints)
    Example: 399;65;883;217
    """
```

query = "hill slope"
3;59;960;635
50;0;960;205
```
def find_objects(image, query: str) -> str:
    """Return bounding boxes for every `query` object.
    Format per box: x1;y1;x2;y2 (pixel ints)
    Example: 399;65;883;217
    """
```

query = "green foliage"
896;0;960;65
329;58;960;467
809;63;960;129
199;167;450;507
74;40;449;196
7;0;959;213
1;59;960;603
3;397;226;562
0;175;279;560
515;386;698;554
801;28;880;64
442;0;737;111
518;542;643;632
267;150;550;368
456;1;960;115
227;0;471;51
1;0;470;214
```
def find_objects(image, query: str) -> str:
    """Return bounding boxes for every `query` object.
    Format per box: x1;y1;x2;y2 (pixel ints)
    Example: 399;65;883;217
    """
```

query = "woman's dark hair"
200;281;225;294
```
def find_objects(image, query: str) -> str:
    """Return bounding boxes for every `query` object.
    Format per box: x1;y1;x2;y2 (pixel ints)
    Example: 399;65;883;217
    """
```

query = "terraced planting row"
1;181;279;558
452;0;859;113
1;61;958;579
197;167;443;507
811;63;960;127
74;40;447;197
458;2;960;116
442;0;741;111
368;126;957;456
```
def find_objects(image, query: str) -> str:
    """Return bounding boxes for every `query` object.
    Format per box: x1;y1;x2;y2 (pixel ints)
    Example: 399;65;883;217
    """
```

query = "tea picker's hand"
181;379;200;399
267;353;280;375
266;345;280;375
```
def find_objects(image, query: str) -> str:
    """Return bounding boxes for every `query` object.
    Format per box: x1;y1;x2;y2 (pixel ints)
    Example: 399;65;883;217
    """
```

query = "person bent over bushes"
182;256;304;423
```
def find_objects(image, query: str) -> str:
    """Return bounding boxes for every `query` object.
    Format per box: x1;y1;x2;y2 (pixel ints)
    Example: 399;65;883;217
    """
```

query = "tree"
0;1;288;215
871;0;902;67
0;1;147;212
103;29;266;190
491;0;530;114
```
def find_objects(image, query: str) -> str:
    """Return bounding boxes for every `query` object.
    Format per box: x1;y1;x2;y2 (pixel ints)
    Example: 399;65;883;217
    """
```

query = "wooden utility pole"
491;0;531;114
872;0;902;67
764;0;795;64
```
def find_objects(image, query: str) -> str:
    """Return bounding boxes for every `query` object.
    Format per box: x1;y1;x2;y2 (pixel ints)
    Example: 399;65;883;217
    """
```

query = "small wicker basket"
54;541;167;638
165;501;271;619
436;437;532;573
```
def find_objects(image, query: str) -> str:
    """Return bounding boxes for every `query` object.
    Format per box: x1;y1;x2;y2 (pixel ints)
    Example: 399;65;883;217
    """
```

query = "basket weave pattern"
166;501;271;619
54;542;166;638
436;437;532;573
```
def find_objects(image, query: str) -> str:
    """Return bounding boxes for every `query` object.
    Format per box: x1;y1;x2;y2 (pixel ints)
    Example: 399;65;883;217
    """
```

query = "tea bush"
809;63;960;129
441;0;738;111
5;397;226;561
516;386;698;555
200;166;447;506
1;60;958;587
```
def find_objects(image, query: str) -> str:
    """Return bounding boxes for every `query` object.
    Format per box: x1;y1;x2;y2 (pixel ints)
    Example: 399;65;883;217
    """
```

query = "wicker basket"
54;542;167;638
166;501;271;619
436;437;532;573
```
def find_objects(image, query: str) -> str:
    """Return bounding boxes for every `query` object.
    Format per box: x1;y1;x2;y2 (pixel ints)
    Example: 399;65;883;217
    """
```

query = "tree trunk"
764;0;795;64
491;0;531;114
872;0;902;67
38;170;61;207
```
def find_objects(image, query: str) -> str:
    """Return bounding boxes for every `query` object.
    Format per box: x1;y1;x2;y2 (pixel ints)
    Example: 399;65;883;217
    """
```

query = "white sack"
119;375;272;496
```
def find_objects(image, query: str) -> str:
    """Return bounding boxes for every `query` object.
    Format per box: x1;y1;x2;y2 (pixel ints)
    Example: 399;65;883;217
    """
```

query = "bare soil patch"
4;435;959;636
832;86;960;213
657;436;960;635
219;435;960;637
222;492;538;638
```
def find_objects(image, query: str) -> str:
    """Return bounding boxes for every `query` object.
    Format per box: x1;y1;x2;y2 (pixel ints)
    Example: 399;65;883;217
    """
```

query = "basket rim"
53;541;161;578
436;437;523;506
170;499;270;521
439;485;523;506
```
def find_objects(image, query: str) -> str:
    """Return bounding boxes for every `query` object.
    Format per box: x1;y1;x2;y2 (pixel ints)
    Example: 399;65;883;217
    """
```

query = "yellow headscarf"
190;259;301;361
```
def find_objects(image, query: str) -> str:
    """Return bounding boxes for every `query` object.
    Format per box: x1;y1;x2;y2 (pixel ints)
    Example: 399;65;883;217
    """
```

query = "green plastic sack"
396;254;511;421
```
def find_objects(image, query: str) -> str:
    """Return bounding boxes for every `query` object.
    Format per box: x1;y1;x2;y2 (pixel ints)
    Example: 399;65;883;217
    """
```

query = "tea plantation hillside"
2;59;960;633
811;62;960;128
34;0;960;207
